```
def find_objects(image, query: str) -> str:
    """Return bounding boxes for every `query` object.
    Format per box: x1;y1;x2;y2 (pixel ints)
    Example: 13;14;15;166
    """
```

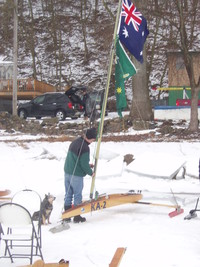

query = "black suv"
17;92;80;121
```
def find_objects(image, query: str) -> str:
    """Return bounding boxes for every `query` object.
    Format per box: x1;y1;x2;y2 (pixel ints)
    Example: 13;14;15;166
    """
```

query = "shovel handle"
136;201;178;209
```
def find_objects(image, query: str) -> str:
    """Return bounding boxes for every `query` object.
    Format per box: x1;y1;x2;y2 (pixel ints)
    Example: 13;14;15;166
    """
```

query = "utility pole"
13;0;18;115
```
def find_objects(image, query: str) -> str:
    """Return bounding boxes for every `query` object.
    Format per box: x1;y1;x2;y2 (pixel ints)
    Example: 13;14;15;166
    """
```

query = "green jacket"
64;137;93;177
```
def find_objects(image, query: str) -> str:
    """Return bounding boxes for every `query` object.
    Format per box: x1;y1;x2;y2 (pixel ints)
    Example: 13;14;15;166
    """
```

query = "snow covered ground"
1;128;200;267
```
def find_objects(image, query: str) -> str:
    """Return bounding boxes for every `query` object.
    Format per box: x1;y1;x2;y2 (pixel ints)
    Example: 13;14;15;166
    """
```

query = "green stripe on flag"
115;37;136;117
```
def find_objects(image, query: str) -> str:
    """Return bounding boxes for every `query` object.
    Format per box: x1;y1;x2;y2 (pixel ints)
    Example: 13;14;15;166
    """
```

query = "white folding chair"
12;189;42;249
0;202;43;264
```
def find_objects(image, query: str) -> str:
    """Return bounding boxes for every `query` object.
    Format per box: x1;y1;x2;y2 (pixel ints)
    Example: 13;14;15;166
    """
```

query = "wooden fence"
0;78;55;99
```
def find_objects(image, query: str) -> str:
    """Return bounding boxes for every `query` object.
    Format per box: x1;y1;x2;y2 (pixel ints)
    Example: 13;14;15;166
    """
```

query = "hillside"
0;0;199;101
0;0;118;92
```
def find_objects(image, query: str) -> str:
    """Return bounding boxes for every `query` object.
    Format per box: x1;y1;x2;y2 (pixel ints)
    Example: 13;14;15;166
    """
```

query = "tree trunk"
129;0;153;121
130;48;153;121
189;86;199;131
175;0;199;131
81;0;89;62
28;0;37;79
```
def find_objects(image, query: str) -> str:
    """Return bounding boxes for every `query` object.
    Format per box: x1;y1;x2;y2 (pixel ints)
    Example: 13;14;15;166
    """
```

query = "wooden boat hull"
62;192;142;220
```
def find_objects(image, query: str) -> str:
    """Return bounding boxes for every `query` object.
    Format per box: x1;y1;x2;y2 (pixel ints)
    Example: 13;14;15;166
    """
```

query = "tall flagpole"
90;0;122;199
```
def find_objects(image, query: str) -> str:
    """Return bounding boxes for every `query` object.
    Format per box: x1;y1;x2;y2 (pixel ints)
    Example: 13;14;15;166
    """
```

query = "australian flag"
118;0;149;63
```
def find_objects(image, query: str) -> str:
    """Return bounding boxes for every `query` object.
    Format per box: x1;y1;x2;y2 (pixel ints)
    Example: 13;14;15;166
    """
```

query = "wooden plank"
0;190;11;197
0;190;11;202
20;259;69;267
109;247;126;267
0;197;12;202
62;193;142;220
0;91;42;100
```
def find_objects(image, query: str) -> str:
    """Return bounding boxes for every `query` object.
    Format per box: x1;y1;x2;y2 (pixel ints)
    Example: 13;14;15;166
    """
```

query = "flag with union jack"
118;0;149;63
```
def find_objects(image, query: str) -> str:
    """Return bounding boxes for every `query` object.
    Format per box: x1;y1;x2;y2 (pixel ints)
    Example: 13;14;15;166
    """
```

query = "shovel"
136;200;184;217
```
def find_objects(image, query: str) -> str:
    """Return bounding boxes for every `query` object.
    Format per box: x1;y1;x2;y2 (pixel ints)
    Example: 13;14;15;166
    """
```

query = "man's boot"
64;205;72;222
73;215;86;223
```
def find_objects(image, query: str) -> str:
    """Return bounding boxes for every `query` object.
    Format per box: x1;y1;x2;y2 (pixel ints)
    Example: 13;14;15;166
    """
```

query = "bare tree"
80;0;89;62
0;0;14;53
137;0;200;130
149;0;200;131
174;0;200;131
130;0;153;121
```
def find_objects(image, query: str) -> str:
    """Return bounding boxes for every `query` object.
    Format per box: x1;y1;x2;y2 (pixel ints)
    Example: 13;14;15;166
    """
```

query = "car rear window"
56;94;69;103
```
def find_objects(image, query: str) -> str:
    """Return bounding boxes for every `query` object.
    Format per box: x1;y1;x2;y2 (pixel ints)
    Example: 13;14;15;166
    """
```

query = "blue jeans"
64;173;83;207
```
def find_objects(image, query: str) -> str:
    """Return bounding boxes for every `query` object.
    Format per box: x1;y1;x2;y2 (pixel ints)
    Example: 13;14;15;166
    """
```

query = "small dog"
32;193;56;225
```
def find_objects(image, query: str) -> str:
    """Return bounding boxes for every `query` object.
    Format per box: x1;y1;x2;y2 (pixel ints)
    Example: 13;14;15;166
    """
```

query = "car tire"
18;109;27;119
55;110;66;121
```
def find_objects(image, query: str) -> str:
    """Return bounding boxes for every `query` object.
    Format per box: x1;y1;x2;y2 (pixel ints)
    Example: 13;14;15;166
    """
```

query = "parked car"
65;86;106;119
17;92;80;121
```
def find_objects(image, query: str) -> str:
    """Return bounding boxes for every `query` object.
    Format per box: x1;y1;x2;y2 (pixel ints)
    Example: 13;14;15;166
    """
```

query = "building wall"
0;62;13;80
167;52;200;87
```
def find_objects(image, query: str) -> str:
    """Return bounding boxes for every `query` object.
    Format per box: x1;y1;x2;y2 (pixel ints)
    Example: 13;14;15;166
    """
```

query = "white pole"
12;0;18;115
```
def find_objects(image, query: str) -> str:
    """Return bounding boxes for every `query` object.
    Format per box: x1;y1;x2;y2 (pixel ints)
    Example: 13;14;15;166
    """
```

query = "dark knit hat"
85;127;97;140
